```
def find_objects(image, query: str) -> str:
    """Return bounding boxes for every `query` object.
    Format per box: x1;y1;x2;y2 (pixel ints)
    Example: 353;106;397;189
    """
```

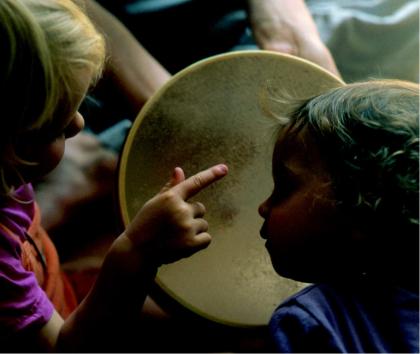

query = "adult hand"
124;164;228;265
248;0;340;77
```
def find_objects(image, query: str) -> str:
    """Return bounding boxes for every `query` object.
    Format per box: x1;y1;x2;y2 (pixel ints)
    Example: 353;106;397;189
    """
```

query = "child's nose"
65;111;85;139
258;199;269;218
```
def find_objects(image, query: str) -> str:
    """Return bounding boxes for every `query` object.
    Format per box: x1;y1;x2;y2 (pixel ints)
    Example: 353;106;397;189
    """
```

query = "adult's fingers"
173;164;228;200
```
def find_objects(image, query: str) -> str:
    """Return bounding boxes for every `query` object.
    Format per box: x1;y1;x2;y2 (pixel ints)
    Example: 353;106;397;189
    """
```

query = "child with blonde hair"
0;0;227;351
260;80;419;352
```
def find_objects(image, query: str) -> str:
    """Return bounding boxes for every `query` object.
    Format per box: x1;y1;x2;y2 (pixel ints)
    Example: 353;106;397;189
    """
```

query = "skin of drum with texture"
118;51;344;327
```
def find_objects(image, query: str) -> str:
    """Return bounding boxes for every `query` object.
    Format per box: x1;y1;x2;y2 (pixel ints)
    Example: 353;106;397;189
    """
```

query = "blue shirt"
269;282;419;353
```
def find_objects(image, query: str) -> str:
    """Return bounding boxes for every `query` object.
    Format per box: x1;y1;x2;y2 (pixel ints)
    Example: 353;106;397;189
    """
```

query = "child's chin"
272;259;327;284
19;162;61;185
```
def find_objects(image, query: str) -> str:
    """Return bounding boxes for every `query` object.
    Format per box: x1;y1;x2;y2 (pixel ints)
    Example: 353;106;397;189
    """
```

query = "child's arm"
37;164;228;351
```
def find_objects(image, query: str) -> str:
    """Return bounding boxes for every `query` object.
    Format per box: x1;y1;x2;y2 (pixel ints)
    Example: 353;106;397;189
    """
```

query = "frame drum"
118;51;344;327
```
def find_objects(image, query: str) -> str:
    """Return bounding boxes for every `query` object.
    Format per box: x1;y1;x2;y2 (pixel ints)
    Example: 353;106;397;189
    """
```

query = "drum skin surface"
118;51;344;327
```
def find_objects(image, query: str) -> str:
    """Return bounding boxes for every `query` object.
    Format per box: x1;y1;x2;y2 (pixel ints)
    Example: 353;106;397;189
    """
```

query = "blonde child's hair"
271;80;419;237
0;0;105;195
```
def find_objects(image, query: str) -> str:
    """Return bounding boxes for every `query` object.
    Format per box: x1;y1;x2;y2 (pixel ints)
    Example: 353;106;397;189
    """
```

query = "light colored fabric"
308;0;419;82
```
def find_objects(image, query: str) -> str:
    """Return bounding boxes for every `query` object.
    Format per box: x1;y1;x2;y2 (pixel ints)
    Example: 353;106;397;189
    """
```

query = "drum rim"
117;50;344;327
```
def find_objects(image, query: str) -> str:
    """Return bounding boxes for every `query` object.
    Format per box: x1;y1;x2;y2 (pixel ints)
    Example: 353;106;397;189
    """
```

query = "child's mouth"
259;224;268;239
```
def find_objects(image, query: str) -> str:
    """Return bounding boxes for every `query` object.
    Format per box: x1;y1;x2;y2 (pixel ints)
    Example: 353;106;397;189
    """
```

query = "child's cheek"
38;137;66;174
20;137;66;181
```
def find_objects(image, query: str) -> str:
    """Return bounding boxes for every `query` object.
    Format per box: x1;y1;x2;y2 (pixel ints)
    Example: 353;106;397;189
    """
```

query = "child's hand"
124;164;228;265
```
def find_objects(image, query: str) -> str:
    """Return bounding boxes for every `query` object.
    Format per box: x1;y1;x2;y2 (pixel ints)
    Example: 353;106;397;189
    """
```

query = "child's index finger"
174;164;228;200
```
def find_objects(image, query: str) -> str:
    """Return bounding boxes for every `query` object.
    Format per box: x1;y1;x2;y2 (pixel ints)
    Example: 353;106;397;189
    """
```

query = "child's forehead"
273;127;327;174
274;128;311;161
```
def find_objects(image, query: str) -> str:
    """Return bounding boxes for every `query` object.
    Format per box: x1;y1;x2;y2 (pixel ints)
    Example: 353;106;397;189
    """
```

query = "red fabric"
25;203;78;319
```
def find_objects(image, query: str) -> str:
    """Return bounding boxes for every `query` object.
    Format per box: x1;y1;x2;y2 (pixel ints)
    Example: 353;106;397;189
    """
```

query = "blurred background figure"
82;0;418;141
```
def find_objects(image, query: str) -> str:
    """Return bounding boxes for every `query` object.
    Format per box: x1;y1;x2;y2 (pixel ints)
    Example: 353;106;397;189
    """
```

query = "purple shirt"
0;184;53;341
269;282;419;353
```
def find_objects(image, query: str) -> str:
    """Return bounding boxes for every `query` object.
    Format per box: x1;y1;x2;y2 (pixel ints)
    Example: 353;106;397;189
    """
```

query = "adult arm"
82;0;171;112
247;0;340;77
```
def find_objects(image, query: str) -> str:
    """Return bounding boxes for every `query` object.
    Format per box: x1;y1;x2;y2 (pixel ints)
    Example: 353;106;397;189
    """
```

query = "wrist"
104;233;159;277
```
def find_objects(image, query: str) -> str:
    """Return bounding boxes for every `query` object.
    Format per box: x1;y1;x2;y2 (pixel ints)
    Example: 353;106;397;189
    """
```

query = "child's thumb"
160;167;185;192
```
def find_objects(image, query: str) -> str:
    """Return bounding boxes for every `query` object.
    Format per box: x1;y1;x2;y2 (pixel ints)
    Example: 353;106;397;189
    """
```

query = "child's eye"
21;127;60;145
271;181;294;202
271;167;297;202
37;129;63;143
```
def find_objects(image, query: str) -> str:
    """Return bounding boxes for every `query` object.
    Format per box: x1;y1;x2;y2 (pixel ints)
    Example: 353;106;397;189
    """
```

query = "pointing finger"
173;164;228;200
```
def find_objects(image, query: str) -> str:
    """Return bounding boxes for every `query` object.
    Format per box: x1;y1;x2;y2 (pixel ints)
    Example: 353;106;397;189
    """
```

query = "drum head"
118;51;344;327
